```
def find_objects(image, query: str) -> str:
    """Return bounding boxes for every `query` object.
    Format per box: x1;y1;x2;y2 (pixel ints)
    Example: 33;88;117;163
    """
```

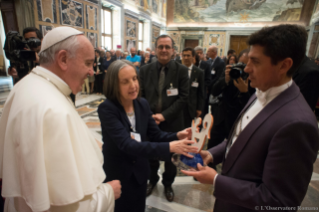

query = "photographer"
208;49;255;152
8;27;43;82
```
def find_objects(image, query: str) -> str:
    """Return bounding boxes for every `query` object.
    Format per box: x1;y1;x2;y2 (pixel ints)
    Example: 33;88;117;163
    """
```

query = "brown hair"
103;60;140;104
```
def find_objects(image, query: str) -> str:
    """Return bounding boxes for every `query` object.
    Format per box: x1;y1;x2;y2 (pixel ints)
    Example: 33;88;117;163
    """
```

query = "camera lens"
229;68;241;79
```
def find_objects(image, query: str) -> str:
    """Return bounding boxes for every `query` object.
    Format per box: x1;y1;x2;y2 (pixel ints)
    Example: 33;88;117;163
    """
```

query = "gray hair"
194;46;204;52
144;51;150;55
39;35;80;65
103;60;139;103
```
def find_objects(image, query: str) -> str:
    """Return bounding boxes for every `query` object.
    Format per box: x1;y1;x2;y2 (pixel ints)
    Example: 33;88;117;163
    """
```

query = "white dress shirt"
187;64;193;78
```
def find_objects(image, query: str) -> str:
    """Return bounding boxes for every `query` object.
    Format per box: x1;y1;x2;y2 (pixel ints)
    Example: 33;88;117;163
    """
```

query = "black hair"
227;55;238;65
23;27;43;40
227;49;236;56
247;24;307;76
182;47;195;57
238;49;250;61
155;35;175;48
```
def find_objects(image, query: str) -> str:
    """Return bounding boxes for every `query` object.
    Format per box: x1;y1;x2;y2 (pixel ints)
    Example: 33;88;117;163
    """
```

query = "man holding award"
182;25;319;211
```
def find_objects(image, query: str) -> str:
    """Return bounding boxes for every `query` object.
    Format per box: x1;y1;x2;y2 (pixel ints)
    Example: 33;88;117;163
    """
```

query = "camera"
3;31;41;63
229;62;248;79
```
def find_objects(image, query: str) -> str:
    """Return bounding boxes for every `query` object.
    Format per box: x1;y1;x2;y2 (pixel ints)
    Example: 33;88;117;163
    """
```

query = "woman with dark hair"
102;51;114;72
226;54;238;65
98;60;197;212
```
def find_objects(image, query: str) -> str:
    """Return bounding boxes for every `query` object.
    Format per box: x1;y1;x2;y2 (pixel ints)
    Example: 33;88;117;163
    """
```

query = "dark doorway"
184;39;199;49
230;36;249;56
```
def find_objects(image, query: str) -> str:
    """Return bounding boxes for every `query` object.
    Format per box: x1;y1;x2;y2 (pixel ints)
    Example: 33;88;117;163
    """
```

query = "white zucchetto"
39;26;83;54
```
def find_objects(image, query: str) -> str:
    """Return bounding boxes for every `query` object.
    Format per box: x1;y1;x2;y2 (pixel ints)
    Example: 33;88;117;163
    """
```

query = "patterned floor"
0;92;319;211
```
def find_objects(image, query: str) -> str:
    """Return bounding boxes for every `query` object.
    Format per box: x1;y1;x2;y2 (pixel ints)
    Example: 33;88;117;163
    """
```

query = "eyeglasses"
157;45;172;50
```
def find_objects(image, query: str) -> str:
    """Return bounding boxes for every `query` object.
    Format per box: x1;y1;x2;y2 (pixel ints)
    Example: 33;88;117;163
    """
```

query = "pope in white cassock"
0;27;121;212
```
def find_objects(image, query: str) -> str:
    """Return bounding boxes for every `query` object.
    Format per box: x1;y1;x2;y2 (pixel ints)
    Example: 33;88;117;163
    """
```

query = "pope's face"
66;36;94;94
118;65;139;103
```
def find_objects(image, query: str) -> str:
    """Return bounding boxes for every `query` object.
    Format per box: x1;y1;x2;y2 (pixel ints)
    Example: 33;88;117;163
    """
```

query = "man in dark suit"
113;49;123;60
181;47;205;127
182;25;319;212
206;46;225;125
194;46;212;118
139;35;189;202
194;46;211;92
293;55;319;111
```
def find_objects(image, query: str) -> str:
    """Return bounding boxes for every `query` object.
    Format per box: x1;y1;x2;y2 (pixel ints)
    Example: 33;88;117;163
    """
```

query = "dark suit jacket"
211;70;254;131
186;65;205;118
94;57;104;73
209;56;225;90
293;56;319;111
209;83;319;212
139;60;189;132
140;56;152;67
113;55;124;60
198;60;211;89
98;98;178;185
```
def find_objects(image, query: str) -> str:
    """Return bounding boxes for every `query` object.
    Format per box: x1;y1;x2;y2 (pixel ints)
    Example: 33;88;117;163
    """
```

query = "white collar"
255;79;293;106
187;64;193;70
37;66;68;86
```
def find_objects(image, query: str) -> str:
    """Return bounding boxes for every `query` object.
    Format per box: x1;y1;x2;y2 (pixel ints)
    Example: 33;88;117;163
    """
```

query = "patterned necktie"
156;66;165;113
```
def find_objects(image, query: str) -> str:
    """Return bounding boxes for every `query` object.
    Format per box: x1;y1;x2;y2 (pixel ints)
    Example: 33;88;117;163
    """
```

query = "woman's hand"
177;128;192;140
169;139;198;158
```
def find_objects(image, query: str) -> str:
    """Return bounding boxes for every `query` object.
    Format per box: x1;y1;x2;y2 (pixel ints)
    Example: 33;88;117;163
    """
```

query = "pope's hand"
169;139;198;158
107;180;122;200
200;150;213;165
181;163;217;184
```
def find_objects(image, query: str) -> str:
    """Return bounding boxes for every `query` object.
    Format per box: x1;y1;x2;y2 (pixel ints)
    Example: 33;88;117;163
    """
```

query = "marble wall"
124;14;139;52
152;24;160;47
167;30;226;55
34;0;100;47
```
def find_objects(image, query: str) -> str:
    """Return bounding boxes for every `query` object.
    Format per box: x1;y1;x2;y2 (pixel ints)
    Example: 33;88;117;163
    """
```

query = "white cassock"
0;66;114;212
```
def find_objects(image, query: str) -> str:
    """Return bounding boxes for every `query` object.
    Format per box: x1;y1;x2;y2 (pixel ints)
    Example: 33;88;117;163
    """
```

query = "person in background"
140;51;152;67
102;51;114;74
139;35;189;202
124;52;129;59
293;55;319;111
140;50;145;57
126;47;141;73
98;60;197;212
223;49;236;63
114;49;123;60
95;50;106;94
110;49;115;57
226;54;238;65
181;47;205;128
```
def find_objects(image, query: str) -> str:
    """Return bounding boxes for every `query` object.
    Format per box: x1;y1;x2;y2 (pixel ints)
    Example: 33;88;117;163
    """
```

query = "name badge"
130;132;141;142
167;89;178;96
211;70;216;75
192;82;199;87
167;83;178;96
98;63;101;65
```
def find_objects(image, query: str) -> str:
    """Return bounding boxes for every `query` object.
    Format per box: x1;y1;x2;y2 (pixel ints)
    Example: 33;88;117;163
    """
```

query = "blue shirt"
126;55;141;73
